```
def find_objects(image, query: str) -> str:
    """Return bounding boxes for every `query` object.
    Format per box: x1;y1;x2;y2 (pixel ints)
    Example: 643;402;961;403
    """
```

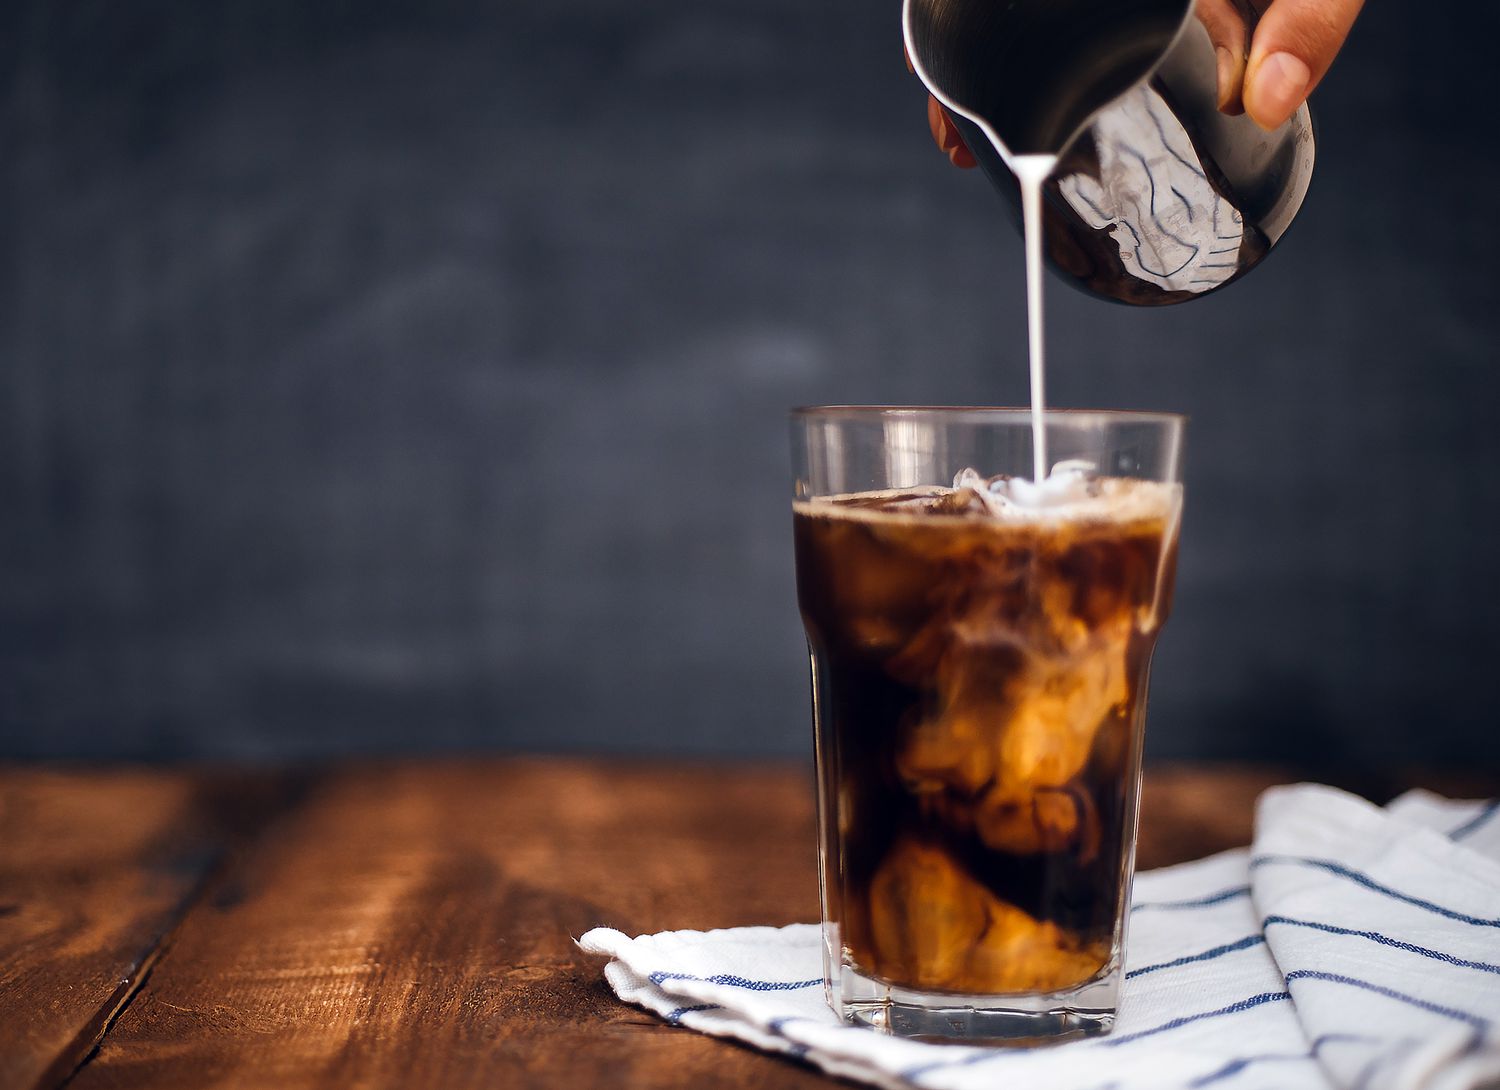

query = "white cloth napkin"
579;785;1500;1090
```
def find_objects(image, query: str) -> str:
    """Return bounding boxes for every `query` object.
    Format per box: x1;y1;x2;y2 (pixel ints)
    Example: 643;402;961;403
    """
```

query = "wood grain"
1;760;1489;1090
1137;763;1294;869
0;767;291;1090
67;759;831;1090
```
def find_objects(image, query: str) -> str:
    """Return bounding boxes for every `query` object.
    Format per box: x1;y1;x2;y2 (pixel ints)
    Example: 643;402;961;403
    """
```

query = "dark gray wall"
2;0;1496;763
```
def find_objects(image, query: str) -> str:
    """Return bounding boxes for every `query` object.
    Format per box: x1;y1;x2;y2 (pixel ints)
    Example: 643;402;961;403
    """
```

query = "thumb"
1243;0;1364;130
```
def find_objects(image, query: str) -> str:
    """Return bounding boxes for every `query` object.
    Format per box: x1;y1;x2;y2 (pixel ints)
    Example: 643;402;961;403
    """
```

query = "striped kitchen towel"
579;785;1500;1090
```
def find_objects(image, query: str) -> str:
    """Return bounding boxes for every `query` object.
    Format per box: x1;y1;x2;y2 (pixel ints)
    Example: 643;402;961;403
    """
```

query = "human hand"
921;0;1363;167
1198;0;1364;130
926;94;977;169
906;46;978;168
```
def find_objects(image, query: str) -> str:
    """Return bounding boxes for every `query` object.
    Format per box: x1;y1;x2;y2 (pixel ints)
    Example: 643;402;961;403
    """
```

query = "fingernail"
1249;51;1310;129
1214;47;1237;110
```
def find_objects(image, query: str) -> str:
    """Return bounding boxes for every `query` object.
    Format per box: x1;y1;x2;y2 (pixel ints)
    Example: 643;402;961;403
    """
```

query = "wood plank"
64;760;1497;1090
0;767;295;1090
1138;763;1500;868
1137;762;1295;869
67;759;830;1090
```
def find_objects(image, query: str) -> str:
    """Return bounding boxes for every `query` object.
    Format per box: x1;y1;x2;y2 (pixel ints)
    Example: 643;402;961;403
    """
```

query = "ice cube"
975;783;1101;862
869;837;989;989
868;835;1110;993
960;896;1110;993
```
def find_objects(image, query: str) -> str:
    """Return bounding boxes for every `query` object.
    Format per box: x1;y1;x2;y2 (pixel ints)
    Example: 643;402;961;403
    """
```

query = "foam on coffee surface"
796;464;1180;528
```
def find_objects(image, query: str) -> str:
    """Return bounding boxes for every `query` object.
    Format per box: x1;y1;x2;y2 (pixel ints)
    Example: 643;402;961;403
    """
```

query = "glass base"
832;962;1119;1045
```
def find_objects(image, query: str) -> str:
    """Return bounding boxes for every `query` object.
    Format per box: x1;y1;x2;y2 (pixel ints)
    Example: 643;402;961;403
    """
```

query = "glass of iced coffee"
791;407;1184;1043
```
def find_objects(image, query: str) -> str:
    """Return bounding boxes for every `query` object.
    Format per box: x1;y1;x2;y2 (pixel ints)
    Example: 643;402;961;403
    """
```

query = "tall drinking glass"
791;407;1184;1043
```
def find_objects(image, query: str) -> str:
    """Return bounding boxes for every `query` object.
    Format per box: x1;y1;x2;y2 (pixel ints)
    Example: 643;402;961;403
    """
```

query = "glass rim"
789;405;1186;426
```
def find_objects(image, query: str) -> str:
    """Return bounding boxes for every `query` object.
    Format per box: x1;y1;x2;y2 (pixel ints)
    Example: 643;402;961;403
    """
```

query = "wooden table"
1;760;1491;1090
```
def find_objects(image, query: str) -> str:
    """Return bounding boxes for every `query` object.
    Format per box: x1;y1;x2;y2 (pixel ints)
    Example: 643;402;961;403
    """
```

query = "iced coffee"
794;469;1180;999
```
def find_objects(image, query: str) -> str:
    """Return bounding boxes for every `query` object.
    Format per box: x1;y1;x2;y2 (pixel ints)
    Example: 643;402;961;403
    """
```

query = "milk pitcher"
903;0;1315;304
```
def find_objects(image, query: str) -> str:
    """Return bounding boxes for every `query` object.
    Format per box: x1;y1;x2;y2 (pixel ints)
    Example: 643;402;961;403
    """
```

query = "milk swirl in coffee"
794;472;1181;993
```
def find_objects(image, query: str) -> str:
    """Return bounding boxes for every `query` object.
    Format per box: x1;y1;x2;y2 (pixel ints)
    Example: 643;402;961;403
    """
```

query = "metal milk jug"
903;0;1316;303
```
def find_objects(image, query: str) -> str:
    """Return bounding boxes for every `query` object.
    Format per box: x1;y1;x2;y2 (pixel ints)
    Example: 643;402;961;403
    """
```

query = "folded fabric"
579;785;1500;1090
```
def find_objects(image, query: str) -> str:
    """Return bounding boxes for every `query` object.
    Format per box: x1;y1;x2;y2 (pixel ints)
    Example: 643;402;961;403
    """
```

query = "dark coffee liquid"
794;481;1179;994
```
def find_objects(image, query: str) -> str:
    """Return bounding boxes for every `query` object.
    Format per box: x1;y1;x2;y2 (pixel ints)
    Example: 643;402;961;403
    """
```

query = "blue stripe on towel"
766;1016;815;1060
768;1016;814;1033
1450;800;1499;841
1186;1032;1377;1087
649;971;822;991
1251;855;1500;928
899;988;1299;1081
1284;970;1491;1031
1126;934;1265;979
666;1003;720;1024
1131;885;1251;913
897;1047;994;1081
1103;990;1292;1046
1351;1038;1424;1090
1264;916;1500;974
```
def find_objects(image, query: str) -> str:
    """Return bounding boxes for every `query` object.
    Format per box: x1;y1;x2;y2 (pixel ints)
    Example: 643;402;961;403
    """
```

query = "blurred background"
1;0;1495;764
